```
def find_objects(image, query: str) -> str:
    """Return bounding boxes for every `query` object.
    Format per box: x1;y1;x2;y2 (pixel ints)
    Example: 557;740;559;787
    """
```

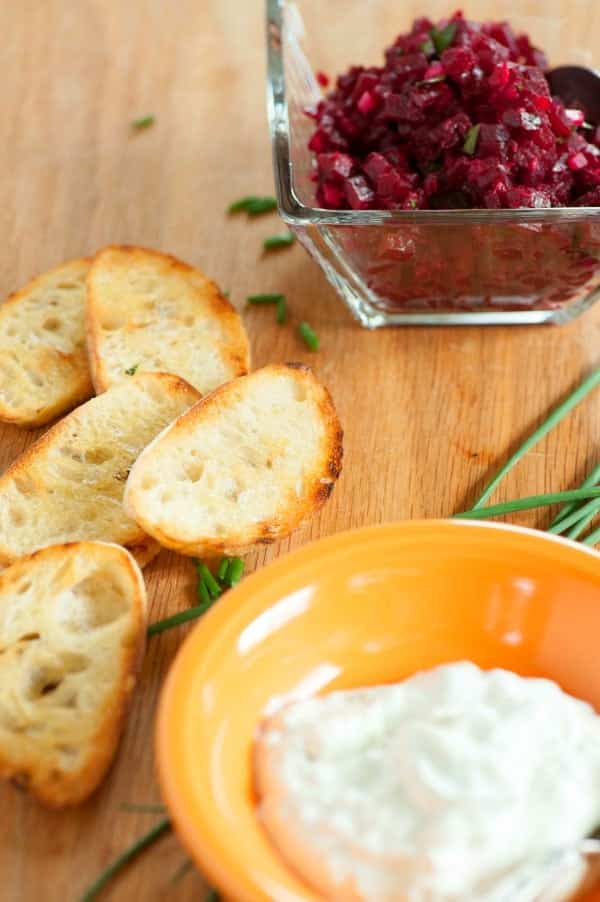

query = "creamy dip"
255;661;600;901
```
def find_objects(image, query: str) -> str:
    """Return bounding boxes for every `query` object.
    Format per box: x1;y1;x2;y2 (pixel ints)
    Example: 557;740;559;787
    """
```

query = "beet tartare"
308;12;600;210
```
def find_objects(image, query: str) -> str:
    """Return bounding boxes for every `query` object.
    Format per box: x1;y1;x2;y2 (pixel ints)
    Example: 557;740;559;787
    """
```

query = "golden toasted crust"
86;245;250;394
0;259;93;428
124;363;343;557
0;541;146;807
0;372;201;565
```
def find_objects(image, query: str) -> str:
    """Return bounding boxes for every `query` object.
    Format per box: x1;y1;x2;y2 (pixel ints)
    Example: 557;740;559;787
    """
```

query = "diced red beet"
316;71;330;88
307;11;600;209
345;175;376;209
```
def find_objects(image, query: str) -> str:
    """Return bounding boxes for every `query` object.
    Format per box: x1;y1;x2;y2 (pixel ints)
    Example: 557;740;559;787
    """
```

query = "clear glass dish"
266;0;600;327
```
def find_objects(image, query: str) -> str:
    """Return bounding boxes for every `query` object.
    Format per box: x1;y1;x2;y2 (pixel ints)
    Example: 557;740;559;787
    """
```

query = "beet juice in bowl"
266;0;600;326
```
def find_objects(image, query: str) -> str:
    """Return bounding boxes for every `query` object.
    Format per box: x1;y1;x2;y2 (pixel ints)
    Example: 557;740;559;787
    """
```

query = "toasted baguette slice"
124;364;343;557
0;259;93;428
0;541;146;807
86;245;250;395
0;372;200;565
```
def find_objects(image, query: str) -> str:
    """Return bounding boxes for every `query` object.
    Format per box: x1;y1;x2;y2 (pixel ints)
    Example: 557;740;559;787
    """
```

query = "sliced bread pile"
0;246;342;806
0;542;146;807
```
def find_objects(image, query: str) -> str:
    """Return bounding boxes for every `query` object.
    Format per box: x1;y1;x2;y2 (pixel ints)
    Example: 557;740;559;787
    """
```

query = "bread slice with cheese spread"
0;541;146;807
0;259;93;428
86;245;250;395
0;372;200;565
124;364;343;557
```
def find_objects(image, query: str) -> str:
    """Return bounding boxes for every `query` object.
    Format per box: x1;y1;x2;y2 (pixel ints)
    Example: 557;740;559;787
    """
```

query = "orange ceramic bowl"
156;520;600;902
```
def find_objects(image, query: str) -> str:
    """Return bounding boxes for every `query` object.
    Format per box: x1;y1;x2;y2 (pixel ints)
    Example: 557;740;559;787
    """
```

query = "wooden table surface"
1;1;599;900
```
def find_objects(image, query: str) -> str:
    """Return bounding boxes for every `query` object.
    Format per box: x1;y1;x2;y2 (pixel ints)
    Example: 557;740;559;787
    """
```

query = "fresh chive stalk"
147;602;213;636
583;524;600;546
470;369;600;509
131;114;155;129
228;196;277;216
550;462;600;527
463;124;481;156
125;364;139;376
199;564;222;600
566;502;600;540
263;233;296;251
247;293;284;304
298;321;320;351
548;497;600;535
225;557;244;586
197;578;211;607
79;818;171;901
217;558;229;580
454;487;600;521
276;297;287;324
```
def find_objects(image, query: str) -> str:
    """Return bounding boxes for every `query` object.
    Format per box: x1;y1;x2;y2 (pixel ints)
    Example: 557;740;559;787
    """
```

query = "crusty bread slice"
0;259;93;428
0;372;200;565
124;364;343;557
0;541;146;807
86;245;250;395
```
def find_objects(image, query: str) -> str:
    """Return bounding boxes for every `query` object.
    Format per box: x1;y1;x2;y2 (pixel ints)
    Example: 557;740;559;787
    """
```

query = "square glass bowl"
266;0;600;326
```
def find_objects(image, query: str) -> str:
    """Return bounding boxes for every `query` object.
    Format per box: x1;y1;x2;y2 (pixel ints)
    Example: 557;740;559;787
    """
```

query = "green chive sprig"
247;293;287;325
263;232;295;251
228;196;278;216
550;462;600;528
125;364;139;376
454;487;600;521
131;115;155;130
431;22;457;53
147;557;245;636
80;818;171;901
583;524;600;546
471;368;600;509
298;321;320;351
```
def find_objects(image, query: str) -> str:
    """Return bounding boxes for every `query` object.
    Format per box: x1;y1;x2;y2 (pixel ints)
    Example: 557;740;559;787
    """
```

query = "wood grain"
0;1;599;900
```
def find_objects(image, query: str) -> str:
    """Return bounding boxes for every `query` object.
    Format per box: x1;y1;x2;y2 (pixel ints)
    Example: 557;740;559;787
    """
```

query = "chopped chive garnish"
125;364;139;376
417;75;447;86
247;293;285;304
228;196;277;216
430;22;457;54
276;296;287;324
470;368;600;509
548;497;600;535
199;564;222;600
223;290;230;298
198;578;211;606
454;487;600;521
79;818;171;902
463;124;481;156
421;38;436;56
147;601;213;636
263;233;296;251
120;802;166;814
550;462;600;527
217;558;229;580
225;557;244;586
131;115;155;130
298;321;320;351
582;122;595;131
583;524;600;546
